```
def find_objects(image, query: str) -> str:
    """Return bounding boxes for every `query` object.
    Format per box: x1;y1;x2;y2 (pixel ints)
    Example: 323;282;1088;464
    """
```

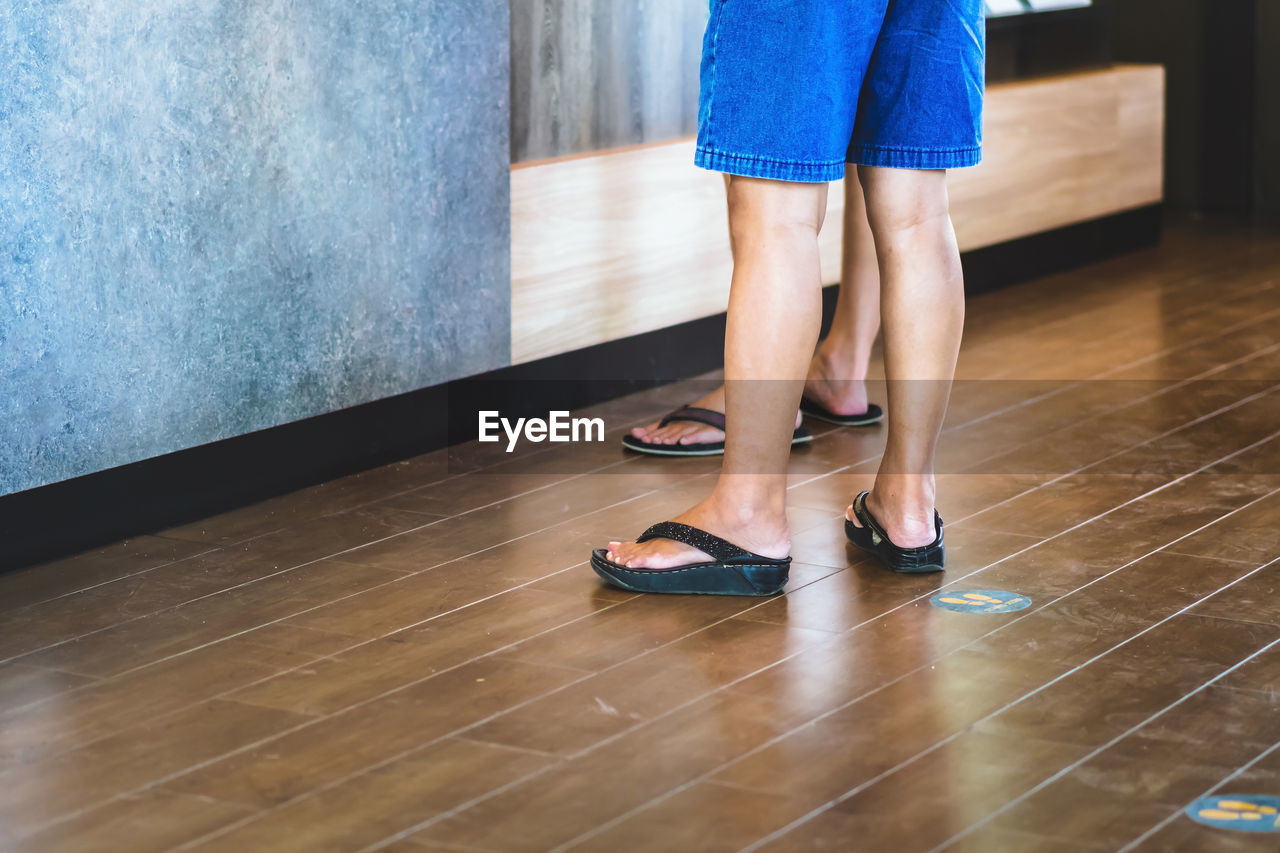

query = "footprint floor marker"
929;589;1031;614
1187;795;1280;832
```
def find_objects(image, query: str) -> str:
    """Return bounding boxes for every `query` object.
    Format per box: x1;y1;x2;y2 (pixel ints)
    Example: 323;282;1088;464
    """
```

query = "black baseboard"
0;204;1162;572
962;204;1162;295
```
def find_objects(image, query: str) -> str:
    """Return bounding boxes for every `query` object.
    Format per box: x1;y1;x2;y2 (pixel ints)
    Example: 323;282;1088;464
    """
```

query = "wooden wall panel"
510;0;706;163
512;65;1165;365
947;65;1166;250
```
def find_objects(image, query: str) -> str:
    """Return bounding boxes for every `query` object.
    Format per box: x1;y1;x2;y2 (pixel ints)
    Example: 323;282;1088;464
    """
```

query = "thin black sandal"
591;521;790;596
800;396;884;427
845;490;944;573
621;406;812;457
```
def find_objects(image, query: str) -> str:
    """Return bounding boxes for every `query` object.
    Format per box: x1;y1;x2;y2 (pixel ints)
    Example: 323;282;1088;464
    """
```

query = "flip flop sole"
800;400;885;427
844;517;944;573
621;428;813;457
590;549;788;595
619;437;725;456
846;536;944;573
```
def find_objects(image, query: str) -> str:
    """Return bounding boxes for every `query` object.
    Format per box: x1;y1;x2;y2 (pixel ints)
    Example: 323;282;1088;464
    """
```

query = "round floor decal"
1187;795;1280;832
930;590;1031;613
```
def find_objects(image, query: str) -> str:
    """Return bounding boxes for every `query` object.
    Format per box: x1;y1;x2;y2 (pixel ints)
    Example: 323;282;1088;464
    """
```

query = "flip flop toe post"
844;491;944;573
591;521;790;596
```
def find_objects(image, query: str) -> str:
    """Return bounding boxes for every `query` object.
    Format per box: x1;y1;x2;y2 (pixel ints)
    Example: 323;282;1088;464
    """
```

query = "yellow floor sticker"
1187;795;1280;832
929;589;1031;614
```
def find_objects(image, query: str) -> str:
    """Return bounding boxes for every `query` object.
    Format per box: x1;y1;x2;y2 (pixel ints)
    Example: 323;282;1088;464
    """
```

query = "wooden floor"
3;219;1280;852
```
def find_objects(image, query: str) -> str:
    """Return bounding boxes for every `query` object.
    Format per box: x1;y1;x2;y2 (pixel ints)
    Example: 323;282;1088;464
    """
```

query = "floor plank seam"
1;449;668;660
0;479;672;681
1117;737;1280;851
151;590;818;852
19;534;837;844
0;544;225;618
361;482;1280;853
926;626;1280;852
1;554;633;760
1159;549;1264;566
954;365;1280;479
4;481;859;781
12;428;1277;846
543;489;1280;853
780;385;1280;537
13;237;1280;848
1089;301;1280;380
1190;612;1280;631
955;393;1280;533
786;298;1280;499
979;277;1280;378
446;735;566;761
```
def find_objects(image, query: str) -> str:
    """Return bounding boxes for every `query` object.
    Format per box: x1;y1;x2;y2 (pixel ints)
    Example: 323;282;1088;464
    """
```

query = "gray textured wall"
510;0;708;162
1;0;510;496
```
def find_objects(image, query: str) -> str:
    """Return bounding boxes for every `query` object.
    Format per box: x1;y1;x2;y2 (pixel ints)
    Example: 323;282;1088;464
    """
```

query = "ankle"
693;385;728;412
812;343;867;383
865;488;937;547
709;484;788;528
868;475;936;517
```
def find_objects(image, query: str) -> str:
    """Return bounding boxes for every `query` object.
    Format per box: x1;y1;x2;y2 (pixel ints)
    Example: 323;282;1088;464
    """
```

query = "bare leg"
631;173;878;446
804;170;881;415
848;166;964;548
608;176;828;568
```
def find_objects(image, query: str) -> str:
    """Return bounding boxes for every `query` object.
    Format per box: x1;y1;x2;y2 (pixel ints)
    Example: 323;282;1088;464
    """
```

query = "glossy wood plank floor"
3;220;1280;852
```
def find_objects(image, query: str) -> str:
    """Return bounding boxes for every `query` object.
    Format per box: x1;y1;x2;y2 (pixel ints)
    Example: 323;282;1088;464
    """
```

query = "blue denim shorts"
695;0;985;182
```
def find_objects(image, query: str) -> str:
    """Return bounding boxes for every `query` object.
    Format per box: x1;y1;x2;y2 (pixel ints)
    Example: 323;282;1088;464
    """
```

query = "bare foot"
845;489;938;548
803;349;871;417
630;386;802;446
605;498;790;569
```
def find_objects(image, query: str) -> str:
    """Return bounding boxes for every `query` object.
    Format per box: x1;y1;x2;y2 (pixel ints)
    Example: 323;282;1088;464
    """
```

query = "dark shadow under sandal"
590;521;790;596
621;406;812;457
800;396;884;427
845;490;945;573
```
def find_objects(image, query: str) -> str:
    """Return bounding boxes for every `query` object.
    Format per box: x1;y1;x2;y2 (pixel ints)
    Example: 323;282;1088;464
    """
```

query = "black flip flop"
591;521;790;595
845;490;945;573
621;406;812;457
800;396;884;427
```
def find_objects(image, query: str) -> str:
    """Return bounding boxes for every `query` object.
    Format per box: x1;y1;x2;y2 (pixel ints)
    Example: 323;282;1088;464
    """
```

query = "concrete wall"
0;0;510;496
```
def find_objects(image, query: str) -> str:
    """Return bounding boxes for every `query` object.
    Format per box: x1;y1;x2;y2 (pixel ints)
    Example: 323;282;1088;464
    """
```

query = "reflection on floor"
2;219;1279;852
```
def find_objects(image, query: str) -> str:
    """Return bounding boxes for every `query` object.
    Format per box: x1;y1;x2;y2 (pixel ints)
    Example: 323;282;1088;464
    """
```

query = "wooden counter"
511;64;1165;364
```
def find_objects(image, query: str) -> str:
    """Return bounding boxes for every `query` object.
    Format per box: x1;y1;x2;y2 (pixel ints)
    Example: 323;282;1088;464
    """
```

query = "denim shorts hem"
695;146;845;183
848;144;983;170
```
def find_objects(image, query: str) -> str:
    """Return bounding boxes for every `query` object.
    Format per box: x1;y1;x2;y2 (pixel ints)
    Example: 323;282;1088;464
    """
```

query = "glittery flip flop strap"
636;521;767;563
